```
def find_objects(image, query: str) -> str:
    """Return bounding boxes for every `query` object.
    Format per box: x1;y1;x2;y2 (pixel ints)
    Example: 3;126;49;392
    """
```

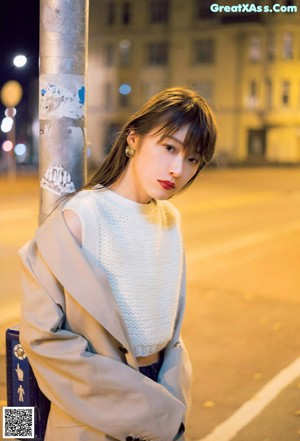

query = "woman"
19;87;217;441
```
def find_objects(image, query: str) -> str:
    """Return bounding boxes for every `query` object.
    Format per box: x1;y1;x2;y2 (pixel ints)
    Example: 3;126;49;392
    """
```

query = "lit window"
149;0;169;23
249;35;261;62
282;32;293;59
246;80;259;108
193;39;215;64
147;42;168;65
119;39;132;66
281;81;290;105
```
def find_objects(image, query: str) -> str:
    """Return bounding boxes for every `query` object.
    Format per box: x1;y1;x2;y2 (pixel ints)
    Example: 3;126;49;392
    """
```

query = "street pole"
39;0;89;224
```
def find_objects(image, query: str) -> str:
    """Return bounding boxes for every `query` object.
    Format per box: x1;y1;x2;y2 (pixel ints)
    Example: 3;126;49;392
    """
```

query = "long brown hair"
86;86;217;193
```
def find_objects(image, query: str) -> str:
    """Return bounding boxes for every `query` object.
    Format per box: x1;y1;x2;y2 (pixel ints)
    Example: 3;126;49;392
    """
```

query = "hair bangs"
152;106;214;167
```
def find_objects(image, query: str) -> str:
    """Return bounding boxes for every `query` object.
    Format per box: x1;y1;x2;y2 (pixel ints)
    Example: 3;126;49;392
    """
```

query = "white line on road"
197;357;300;441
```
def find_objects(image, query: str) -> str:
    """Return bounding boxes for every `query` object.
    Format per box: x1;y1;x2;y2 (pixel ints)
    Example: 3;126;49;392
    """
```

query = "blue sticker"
78;86;85;105
41;89;46;96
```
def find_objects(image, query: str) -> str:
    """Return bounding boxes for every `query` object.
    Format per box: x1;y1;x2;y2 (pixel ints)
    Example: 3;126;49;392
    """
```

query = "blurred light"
5;107;17;118
119;39;131;50
1;81;23;107
119;84;132;95
86;147;92;158
2;140;13;152
14;143;27;156
1;117;13;133
13;55;27;68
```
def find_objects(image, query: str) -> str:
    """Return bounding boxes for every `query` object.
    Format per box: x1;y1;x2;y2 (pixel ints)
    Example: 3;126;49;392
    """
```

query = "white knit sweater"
63;188;184;357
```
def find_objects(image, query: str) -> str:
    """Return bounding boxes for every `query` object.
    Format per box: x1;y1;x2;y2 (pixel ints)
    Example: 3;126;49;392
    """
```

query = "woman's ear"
126;130;138;148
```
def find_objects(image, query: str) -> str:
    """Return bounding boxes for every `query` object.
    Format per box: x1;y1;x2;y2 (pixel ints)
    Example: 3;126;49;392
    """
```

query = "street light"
0;80;23;177
13;55;27;68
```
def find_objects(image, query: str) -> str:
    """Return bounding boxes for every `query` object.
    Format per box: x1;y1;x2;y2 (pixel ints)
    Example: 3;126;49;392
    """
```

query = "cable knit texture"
63;188;184;357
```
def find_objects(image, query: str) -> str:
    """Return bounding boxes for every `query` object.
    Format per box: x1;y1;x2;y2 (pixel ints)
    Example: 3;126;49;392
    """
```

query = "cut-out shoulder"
63;209;82;246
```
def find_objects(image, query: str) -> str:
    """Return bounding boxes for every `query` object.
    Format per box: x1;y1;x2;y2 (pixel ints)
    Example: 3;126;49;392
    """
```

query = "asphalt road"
0;167;300;441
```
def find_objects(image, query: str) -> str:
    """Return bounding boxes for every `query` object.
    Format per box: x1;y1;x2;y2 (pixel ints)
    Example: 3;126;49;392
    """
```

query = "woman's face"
121;125;201;203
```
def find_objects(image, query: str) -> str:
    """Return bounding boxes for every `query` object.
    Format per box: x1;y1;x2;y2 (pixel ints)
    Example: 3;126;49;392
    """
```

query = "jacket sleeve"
19;245;185;441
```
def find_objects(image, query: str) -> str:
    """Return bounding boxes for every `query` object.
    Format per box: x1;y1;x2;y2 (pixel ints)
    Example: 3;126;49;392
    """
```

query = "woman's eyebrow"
161;134;184;146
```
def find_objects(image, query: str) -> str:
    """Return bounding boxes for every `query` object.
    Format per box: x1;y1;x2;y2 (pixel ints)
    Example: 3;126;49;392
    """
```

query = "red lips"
158;180;175;190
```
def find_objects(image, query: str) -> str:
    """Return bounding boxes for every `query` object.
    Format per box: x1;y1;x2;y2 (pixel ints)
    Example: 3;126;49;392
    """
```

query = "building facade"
87;0;300;165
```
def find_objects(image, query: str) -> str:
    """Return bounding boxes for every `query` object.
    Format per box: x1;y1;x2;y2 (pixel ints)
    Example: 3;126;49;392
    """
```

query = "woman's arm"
63;209;82;246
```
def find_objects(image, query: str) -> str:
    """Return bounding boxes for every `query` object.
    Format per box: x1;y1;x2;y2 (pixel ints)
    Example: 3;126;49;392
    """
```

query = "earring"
125;144;135;158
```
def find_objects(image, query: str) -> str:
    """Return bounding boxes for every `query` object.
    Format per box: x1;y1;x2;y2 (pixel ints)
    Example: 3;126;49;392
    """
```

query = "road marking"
187;220;300;264
197;357;300;441
0;208;37;222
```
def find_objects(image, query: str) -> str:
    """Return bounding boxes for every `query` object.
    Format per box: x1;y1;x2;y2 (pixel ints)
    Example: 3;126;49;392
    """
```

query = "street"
1;167;300;440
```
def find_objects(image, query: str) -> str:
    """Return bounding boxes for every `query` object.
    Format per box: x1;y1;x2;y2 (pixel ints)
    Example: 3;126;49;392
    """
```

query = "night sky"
0;0;40;98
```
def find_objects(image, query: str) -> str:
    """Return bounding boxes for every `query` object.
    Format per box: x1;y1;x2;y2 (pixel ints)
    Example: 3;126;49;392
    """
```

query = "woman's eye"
188;156;200;165
164;144;175;152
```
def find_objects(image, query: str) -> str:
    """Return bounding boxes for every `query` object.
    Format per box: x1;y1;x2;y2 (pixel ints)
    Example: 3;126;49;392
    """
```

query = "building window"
194;0;214;19
119;39;132;66
246;80;259;107
122;1;131;25
282;32;293;59
265;78;272;108
105;43;115;66
149;0;169;23
119;93;130;107
147;42;168;65
107;1;116;26
104;83;114;110
281;81;290;105
193;39;215;64
248;35;261;62
267;33;276;61
119;83;132;107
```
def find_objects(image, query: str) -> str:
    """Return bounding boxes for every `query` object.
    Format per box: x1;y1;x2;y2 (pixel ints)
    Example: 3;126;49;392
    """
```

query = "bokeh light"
5;107;17;118
119;84;132;95
13;55;27;68
1;117;13;133
2;140;13;152
14;143;27;156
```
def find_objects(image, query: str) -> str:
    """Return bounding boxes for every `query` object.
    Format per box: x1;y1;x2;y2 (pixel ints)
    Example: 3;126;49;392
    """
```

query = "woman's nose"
169;155;184;177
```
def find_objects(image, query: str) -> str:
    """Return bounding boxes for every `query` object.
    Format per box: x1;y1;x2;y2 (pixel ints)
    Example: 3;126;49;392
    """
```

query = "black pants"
139;354;164;382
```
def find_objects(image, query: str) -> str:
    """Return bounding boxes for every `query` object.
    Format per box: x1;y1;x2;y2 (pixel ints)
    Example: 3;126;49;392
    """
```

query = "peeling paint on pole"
39;0;89;224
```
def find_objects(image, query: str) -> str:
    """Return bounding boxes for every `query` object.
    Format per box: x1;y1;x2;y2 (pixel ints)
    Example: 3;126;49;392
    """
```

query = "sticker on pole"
40;163;75;196
40;74;85;120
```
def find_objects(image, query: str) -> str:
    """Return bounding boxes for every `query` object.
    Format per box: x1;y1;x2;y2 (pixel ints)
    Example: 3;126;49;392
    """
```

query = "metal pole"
39;0;89;224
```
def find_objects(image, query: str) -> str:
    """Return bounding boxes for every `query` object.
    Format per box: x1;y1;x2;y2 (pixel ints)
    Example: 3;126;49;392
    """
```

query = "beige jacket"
19;204;192;441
